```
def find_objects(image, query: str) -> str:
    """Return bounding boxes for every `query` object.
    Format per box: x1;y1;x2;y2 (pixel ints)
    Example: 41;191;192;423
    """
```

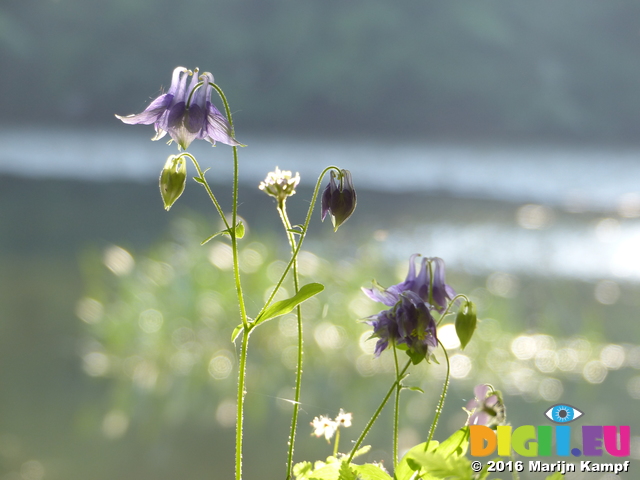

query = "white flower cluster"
259;167;301;202
310;409;352;442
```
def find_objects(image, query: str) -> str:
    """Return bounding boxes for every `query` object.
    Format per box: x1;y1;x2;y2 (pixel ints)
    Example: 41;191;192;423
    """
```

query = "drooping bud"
455;300;477;350
159;154;187;210
321;169;356;231
258;167;300;203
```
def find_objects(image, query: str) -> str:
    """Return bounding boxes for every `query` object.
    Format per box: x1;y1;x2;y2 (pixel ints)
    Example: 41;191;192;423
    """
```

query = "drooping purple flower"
321;169;356;231
465;384;506;428
365;291;437;364
362;255;455;312
116;66;241;150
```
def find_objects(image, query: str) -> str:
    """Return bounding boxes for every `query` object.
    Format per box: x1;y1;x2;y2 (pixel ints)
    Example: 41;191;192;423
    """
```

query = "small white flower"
311;415;338;442
335;409;352;428
259;167;301;202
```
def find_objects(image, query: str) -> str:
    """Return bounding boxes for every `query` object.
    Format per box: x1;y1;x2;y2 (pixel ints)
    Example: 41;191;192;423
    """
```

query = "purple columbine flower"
465;384;506;428
321;169;356;231
116;66;241;150
362;255;455;312
365;291;437;364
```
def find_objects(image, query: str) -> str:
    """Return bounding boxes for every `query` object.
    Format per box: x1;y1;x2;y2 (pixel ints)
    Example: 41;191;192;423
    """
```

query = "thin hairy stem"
425;340;450;450
277;200;303;480
235;329;250;480
436;293;470;326
256;166;340;320
392;343;401;470
210;84;249;480
181;153;231;231
347;360;411;463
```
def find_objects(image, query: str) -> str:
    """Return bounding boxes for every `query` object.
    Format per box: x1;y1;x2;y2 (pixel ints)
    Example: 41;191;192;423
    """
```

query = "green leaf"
352;464;392;480
193;176;206;185
201;230;225;245
455;300;477;350
200;222;244;245
309;462;340;480
293;461;313;480
234;221;245;239
230;324;243;342
350;445;371;460
395;441;438;480
434;427;469;457
403;386;424;394
338;461;357;480
255;283;324;325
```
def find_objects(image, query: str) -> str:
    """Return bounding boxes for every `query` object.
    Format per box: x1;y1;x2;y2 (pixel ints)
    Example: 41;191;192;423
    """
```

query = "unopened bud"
159;154;187;210
321;169;356;231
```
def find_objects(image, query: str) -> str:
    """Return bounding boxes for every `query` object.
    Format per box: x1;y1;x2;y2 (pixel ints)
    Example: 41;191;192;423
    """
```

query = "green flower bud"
159;154;187;211
455;300;477;350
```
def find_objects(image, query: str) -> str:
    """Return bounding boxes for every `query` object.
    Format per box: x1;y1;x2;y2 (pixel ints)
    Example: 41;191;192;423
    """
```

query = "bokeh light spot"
583;360;608;384
438;324;460;350
102;410;129;439
516;204;554;230
209;351;233;380
103;245;134;276
449;354;471;379
139;309;163;333
538;377;563;401
486;272;519;298
75;297;104;324
594;280;620;305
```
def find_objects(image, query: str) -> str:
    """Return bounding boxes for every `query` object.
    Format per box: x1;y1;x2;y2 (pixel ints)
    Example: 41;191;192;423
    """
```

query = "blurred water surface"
3;128;640;282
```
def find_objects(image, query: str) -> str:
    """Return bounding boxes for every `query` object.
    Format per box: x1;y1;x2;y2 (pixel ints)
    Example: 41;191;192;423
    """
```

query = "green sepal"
455;300;477;350
255;283;324;325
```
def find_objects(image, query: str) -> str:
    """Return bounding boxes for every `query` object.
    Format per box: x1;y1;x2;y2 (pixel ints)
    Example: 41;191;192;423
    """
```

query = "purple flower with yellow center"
362;254;455;312
465;384;506;428
321;169;356;231
116;66;241;150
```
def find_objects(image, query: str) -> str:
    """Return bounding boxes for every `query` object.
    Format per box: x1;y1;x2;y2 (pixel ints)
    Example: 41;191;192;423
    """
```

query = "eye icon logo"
544;404;583;423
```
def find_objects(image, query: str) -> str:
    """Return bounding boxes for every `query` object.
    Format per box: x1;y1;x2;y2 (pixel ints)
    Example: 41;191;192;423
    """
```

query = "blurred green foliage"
3;1;640;140
2;176;640;479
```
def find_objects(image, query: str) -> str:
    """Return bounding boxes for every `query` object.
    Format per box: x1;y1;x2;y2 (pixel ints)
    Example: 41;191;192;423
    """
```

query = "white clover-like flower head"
259;167;301;202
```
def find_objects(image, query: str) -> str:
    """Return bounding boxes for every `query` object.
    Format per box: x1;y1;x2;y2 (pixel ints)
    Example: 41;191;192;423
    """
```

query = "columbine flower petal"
116;66;242;150
116;66;189;128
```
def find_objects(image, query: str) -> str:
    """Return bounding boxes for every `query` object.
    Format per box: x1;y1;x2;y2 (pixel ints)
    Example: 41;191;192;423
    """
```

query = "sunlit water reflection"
4;127;640;282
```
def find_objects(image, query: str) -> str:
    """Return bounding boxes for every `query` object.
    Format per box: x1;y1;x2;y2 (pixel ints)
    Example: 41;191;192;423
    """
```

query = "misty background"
1;2;640;480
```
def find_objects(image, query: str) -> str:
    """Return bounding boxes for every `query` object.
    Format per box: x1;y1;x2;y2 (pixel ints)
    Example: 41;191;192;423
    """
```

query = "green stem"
210;84;249;480
181;152;231;231
392;343;401;470
347;360;411;463
236;328;250;480
425;340;450;450
255;166;340;321
277;200;303;480
333;427;341;458
436;293;470;326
